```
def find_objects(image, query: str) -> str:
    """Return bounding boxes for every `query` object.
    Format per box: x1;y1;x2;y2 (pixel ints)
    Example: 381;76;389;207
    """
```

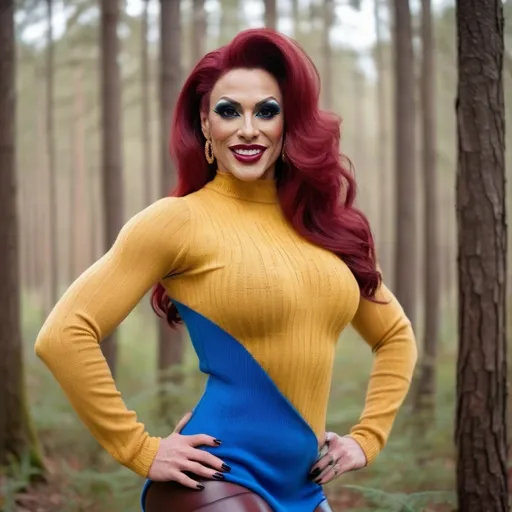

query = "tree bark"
159;0;184;398
264;0;277;30
191;0;206;65
100;0;124;377
46;0;59;308
455;0;508;509
392;0;417;329
414;0;440;415
141;0;153;207
0;0;44;471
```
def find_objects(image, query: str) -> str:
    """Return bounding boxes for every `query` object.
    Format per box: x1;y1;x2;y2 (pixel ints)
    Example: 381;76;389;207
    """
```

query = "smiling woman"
202;70;284;180
35;28;417;512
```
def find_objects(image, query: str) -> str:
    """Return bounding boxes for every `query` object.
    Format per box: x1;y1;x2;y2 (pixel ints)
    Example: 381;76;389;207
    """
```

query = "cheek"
266;118;284;145
208;118;234;144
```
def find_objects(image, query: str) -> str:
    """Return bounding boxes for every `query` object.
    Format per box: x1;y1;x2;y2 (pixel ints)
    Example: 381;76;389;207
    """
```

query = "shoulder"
112;197;192;260
121;197;191;236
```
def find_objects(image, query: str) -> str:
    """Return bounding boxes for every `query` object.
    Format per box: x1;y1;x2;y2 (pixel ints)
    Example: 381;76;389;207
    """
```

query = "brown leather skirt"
144;480;333;511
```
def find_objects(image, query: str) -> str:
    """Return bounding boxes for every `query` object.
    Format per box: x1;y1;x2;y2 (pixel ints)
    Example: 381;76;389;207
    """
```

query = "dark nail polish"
214;439;222;445
212;472;225;480
196;483;205;490
309;468;321;479
221;463;231;472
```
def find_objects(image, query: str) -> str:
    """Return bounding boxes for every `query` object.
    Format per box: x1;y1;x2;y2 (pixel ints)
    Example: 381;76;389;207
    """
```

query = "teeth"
233;149;262;156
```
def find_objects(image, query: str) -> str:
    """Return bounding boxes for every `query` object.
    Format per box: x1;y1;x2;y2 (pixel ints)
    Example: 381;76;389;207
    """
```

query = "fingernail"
309;468;321;479
221;463;231;472
212;472;225;480
196;483;205;490
214;439;222;445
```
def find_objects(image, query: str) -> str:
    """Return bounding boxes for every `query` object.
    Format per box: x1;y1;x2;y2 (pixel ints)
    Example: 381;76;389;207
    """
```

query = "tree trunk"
414;0;439;415
0;0;44;471
219;0;241;46
141;0;153;208
291;0;299;38
320;0;334;111
373;0;390;279
35;74;51;314
71;65;90;280
159;0;184;400
100;0;124;377
46;0;59;307
191;0;206;66
392;0;417;329
264;0;277;30
455;0;508;509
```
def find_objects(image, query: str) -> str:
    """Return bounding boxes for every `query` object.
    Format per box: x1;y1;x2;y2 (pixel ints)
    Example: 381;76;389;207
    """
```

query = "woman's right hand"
147;412;230;489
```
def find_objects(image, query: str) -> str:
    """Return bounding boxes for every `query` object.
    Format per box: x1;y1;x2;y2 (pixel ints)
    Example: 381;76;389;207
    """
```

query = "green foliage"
1;452;44;512
343;485;456;512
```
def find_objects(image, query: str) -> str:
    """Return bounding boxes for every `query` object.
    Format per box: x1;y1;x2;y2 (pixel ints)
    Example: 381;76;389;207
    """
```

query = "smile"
229;145;267;164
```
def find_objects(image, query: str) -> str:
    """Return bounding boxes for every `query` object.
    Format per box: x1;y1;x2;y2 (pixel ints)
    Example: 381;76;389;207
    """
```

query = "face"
201;68;284;181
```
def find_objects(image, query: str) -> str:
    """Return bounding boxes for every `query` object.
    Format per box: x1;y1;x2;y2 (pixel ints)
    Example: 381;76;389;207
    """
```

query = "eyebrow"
215;96;281;109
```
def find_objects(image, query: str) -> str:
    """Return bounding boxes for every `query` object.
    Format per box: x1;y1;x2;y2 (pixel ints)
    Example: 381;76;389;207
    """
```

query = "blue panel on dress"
141;300;326;512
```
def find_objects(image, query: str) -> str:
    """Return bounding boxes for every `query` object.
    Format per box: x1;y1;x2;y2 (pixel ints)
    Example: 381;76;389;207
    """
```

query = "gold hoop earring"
281;145;286;163
205;139;215;164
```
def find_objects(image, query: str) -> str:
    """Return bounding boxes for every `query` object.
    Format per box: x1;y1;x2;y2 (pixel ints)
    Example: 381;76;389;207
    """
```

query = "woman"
35;29;417;512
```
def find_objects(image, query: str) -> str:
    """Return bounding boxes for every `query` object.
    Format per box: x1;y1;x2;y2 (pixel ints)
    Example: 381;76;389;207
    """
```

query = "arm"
35;198;190;477
348;282;418;464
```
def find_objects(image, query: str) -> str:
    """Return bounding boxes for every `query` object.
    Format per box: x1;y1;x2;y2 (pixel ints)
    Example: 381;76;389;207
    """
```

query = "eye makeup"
213;99;240;119
213;96;282;120
255;99;281;119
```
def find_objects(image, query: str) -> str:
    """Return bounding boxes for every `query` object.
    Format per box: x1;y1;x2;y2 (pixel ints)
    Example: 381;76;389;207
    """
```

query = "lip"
229;144;267;165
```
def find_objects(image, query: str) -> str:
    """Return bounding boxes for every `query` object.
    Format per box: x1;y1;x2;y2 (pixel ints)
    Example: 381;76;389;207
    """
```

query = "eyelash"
214;105;281;119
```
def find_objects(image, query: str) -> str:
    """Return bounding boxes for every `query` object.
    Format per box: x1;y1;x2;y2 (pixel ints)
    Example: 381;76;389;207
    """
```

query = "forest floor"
2;301;510;511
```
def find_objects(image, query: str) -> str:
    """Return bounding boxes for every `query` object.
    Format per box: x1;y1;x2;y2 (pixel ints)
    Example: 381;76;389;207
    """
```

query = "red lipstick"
229;144;267;164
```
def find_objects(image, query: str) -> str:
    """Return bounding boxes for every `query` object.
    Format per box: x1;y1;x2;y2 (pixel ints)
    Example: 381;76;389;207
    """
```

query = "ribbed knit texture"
35;171;417;479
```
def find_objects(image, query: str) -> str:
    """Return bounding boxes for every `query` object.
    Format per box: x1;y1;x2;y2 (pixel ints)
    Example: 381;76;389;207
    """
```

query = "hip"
143;479;332;512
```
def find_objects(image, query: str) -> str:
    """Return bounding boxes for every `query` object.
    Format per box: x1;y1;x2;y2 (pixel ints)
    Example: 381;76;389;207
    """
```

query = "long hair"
152;28;381;327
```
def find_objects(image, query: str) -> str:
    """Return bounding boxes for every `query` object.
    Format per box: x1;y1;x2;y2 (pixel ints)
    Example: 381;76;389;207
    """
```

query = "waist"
182;376;320;489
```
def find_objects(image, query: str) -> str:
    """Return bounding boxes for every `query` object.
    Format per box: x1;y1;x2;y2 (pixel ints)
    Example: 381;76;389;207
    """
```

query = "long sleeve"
348;283;418;464
35;197;191;477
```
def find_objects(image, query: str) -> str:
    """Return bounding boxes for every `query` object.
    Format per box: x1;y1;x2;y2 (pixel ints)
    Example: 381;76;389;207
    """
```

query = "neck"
206;171;279;204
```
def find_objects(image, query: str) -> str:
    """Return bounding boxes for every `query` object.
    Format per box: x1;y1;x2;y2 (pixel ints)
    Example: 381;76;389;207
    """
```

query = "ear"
200;110;211;140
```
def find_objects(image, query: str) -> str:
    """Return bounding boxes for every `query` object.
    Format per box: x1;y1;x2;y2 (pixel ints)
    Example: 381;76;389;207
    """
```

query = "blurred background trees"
0;0;510;510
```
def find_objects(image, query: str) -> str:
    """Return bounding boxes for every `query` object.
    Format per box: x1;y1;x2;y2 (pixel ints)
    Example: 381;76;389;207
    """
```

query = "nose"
238;114;259;141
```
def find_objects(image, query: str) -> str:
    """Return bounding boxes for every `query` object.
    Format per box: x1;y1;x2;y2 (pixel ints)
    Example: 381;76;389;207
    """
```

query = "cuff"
125;435;161;477
346;432;381;465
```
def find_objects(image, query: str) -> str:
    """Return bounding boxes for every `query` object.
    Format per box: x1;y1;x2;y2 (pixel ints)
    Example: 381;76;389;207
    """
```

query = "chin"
229;161;274;181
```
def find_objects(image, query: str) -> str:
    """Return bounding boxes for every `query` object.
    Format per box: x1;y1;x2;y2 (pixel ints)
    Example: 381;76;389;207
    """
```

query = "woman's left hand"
308;432;367;485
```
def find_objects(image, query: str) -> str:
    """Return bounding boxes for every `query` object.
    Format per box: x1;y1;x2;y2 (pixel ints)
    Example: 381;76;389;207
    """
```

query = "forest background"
1;0;511;510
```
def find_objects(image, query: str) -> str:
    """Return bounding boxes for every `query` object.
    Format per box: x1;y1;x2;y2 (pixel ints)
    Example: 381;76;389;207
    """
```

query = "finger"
190;447;231;473
316;464;337;485
309;450;337;478
313;456;338;482
316;458;353;485
173;412;193;434
186;433;223;448
170;469;206;490
181;460;227;481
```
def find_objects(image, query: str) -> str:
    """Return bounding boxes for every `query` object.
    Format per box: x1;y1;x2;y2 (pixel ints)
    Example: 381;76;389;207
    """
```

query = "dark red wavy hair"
152;28;381;327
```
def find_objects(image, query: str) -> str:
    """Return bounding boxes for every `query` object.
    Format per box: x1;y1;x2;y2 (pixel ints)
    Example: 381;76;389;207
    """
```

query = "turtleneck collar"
205;171;279;204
